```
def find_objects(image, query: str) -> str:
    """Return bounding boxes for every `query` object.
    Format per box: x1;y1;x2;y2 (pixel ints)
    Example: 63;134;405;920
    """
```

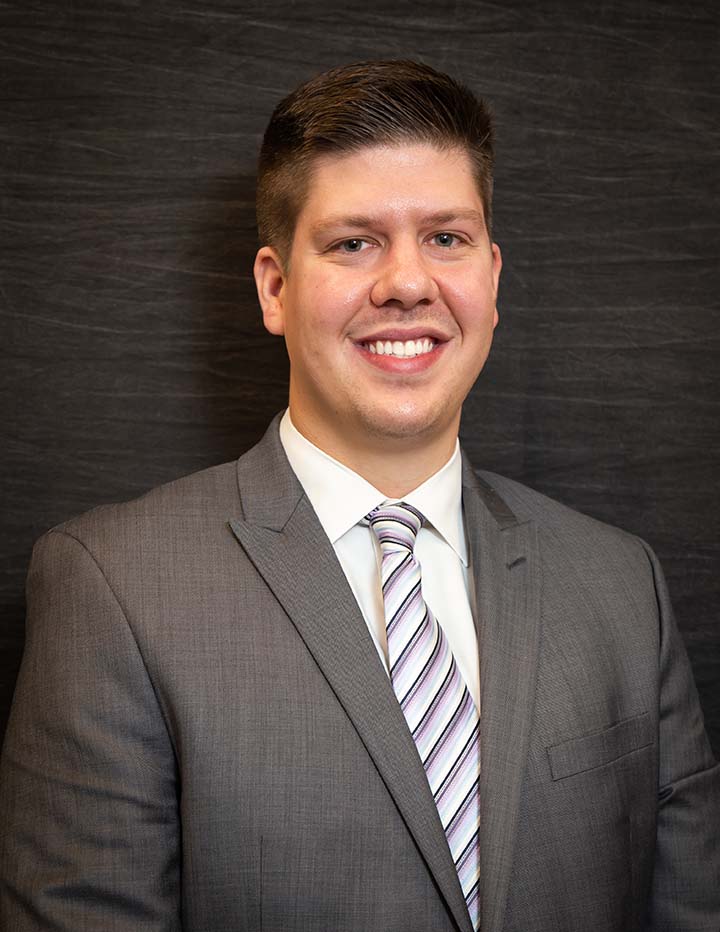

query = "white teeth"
364;338;436;358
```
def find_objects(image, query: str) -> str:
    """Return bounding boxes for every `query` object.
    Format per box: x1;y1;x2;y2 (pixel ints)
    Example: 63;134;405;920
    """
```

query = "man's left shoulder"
472;468;655;576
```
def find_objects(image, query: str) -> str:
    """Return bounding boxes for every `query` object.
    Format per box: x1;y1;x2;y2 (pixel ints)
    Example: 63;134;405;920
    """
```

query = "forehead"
296;143;483;228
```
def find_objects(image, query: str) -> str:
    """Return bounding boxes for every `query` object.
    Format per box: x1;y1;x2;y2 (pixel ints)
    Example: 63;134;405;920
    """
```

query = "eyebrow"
310;208;486;237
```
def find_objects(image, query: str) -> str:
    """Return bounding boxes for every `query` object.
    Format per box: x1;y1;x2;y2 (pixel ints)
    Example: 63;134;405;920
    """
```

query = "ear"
253;246;287;335
491;241;502;328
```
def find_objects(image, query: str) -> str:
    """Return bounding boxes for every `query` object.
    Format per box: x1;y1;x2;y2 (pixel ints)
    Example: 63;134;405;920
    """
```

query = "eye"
336;238;368;253
431;232;462;248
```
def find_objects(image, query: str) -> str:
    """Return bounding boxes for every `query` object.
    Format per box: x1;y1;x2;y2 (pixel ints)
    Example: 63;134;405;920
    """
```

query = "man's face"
254;142;502;464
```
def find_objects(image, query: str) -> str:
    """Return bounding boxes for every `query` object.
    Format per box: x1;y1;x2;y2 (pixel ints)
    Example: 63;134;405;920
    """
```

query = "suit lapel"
462;461;542;932
229;420;474;932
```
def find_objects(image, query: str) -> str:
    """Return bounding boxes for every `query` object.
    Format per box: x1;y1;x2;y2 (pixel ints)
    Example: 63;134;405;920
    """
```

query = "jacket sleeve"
642;540;720;931
0;529;181;931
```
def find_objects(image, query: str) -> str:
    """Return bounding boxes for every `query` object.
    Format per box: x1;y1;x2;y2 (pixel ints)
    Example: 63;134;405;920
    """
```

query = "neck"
288;410;459;498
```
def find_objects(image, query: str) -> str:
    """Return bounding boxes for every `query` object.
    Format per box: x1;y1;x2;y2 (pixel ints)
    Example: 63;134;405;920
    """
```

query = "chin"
359;404;451;444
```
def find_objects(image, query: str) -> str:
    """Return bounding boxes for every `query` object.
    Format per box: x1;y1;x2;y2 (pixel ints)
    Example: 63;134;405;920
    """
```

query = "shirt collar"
278;409;468;566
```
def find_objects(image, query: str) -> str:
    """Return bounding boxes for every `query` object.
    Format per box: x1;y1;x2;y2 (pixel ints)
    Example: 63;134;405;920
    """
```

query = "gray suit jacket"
1;416;719;931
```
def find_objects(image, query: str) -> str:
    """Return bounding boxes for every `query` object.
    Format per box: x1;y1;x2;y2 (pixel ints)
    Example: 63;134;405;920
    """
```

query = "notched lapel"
462;463;542;932
228;420;474;932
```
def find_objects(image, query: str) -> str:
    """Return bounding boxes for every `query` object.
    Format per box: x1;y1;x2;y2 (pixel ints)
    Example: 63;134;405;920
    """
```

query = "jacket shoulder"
50;460;240;544
475;469;647;554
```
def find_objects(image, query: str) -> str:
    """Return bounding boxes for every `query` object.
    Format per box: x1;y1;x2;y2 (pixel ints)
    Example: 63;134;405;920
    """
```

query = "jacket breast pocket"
547;712;654;781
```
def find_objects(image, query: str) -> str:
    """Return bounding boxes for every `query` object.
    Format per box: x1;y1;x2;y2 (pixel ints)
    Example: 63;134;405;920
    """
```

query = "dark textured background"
1;1;718;755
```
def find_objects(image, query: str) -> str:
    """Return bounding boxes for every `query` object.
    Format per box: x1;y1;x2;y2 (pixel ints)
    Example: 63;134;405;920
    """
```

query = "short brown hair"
256;60;495;265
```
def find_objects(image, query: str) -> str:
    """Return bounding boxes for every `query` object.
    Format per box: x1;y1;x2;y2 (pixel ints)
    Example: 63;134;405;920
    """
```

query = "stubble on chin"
354;397;461;448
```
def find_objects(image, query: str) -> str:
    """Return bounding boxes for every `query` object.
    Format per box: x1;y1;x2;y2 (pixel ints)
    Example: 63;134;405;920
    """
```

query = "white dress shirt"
279;410;480;712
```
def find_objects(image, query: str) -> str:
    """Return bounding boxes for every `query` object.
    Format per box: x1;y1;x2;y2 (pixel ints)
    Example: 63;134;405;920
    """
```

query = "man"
0;60;718;932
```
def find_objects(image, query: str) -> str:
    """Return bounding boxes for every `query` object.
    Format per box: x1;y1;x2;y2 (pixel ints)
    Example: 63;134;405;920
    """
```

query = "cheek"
444;268;498;328
306;272;369;329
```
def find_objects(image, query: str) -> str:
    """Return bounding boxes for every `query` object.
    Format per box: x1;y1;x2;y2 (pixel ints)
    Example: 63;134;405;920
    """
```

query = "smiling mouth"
361;338;437;358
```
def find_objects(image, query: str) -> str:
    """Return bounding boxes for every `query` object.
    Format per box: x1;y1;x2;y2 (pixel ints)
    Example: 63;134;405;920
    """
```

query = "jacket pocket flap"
548;712;654;781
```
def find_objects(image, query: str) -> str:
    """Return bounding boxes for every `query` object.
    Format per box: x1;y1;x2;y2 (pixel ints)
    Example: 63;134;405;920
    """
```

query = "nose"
369;240;440;309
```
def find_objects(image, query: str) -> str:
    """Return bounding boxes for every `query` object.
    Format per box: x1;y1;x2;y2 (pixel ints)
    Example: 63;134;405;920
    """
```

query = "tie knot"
365;501;424;553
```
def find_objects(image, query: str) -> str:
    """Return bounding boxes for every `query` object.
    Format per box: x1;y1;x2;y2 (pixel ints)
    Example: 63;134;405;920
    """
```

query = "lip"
354;326;449;344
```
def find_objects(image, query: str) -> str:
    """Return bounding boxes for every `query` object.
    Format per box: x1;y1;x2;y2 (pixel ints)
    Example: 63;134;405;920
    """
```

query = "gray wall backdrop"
1;1;718;756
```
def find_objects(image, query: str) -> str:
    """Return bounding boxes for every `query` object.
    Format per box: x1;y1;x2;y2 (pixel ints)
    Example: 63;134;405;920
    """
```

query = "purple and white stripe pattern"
367;502;481;930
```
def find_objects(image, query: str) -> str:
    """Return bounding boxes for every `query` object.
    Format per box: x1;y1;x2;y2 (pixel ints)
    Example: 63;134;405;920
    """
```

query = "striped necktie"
366;501;481;931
